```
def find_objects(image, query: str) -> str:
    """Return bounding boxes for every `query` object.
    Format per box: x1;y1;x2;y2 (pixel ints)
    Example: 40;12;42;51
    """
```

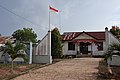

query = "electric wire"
0;4;42;27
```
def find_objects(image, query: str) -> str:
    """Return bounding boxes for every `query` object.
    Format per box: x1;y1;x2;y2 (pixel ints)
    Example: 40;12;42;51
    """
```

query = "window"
68;42;75;50
97;42;103;51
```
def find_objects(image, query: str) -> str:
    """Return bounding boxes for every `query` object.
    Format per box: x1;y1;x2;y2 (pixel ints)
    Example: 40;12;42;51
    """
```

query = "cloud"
108;6;120;26
12;0;48;28
11;0;50;39
62;1;79;20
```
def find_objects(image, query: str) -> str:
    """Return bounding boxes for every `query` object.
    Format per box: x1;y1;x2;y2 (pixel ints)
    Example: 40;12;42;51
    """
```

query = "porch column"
91;43;95;55
91;43;93;56
77;43;79;54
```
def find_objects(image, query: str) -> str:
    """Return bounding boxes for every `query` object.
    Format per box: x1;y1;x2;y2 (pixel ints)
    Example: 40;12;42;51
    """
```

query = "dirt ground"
13;58;102;80
0;63;43;80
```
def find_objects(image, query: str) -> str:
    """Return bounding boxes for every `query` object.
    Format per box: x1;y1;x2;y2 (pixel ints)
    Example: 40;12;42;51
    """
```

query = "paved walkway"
13;58;102;80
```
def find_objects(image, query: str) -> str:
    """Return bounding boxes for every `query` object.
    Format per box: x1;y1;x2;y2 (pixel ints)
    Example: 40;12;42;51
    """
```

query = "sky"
0;0;120;39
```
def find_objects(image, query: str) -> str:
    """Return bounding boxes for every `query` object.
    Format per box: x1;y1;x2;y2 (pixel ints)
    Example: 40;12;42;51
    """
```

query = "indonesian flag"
49;6;58;12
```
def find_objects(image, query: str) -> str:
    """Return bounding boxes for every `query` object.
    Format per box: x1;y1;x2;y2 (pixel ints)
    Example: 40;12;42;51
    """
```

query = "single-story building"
61;27;120;57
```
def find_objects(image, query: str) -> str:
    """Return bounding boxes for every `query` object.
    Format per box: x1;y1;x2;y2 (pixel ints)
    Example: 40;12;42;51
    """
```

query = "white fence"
35;34;48;55
33;31;52;64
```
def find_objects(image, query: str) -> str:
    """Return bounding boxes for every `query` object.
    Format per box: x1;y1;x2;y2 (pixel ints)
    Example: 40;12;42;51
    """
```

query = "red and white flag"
49;6;58;12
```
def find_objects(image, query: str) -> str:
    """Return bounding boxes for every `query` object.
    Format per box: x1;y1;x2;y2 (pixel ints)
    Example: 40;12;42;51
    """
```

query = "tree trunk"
11;60;14;72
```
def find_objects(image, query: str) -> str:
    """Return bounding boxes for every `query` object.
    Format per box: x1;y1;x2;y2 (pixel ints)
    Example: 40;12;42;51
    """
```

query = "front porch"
63;40;104;57
72;39;96;56
76;42;93;55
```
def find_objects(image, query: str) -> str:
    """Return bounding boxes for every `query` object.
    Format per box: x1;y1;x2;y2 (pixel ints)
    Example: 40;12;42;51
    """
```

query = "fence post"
29;42;32;64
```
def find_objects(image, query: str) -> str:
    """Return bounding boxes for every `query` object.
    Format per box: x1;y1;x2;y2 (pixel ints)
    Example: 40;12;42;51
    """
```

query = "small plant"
4;41;28;72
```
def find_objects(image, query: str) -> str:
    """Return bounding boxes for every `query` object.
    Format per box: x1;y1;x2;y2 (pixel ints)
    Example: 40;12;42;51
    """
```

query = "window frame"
68;42;75;50
96;42;103;51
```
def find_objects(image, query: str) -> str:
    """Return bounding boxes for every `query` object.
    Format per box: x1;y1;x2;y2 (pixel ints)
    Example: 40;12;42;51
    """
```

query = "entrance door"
80;42;89;54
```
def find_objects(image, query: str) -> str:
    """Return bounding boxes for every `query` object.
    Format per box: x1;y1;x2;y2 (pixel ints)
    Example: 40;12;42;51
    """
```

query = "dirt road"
13;58;102;80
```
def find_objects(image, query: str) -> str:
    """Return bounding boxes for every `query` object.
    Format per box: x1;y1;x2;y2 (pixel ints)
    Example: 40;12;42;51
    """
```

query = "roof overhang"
72;39;96;43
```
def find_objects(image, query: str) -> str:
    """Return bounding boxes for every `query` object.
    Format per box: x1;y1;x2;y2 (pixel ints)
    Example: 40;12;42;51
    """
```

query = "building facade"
61;27;120;56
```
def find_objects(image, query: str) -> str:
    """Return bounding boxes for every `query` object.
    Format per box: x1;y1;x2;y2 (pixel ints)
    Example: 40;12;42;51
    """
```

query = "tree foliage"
51;28;62;58
110;26;120;39
12;28;37;43
4;41;28;72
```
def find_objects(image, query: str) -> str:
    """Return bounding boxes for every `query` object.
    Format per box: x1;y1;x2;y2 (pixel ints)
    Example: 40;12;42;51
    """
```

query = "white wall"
33;32;52;64
92;41;105;56
93;28;120;56
74;33;95;40
105;28;120;52
63;41;106;56
33;55;52;64
108;32;120;44
62;41;77;55
107;55;120;66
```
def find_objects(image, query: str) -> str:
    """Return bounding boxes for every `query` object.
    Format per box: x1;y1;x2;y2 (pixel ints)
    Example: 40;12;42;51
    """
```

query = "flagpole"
59;11;61;32
48;6;52;64
48;6;59;63
49;8;51;31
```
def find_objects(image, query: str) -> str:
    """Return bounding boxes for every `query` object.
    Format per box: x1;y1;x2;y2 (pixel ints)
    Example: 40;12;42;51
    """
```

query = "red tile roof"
62;32;105;41
0;36;14;44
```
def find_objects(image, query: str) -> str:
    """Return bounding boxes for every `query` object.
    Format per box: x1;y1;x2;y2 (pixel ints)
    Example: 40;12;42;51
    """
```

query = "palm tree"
105;43;120;61
4;41;28;72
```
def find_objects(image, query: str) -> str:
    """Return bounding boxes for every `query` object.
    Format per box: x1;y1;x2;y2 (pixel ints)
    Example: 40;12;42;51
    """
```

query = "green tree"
51;28;62;58
4;41;28;72
12;28;37;43
110;26;120;39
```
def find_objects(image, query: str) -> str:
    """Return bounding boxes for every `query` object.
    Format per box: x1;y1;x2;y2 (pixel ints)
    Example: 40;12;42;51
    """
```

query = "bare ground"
13;58;102;80
0;63;43;80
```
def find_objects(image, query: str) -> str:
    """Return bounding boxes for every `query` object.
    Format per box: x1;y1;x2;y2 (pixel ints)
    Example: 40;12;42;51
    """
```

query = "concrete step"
76;54;92;58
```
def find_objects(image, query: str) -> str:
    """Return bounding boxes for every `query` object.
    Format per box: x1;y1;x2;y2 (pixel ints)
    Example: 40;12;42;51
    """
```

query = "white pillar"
105;27;109;52
77;43;80;55
29;42;32;64
48;8;52;64
91;43;93;55
48;31;52;64
92;43;95;55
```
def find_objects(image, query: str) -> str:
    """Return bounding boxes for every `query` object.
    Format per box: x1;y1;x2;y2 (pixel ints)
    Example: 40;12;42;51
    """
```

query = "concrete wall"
33;32;52;64
107;55;120;66
108;32;120;45
9;57;24;62
32;55;52;64
105;27;120;52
